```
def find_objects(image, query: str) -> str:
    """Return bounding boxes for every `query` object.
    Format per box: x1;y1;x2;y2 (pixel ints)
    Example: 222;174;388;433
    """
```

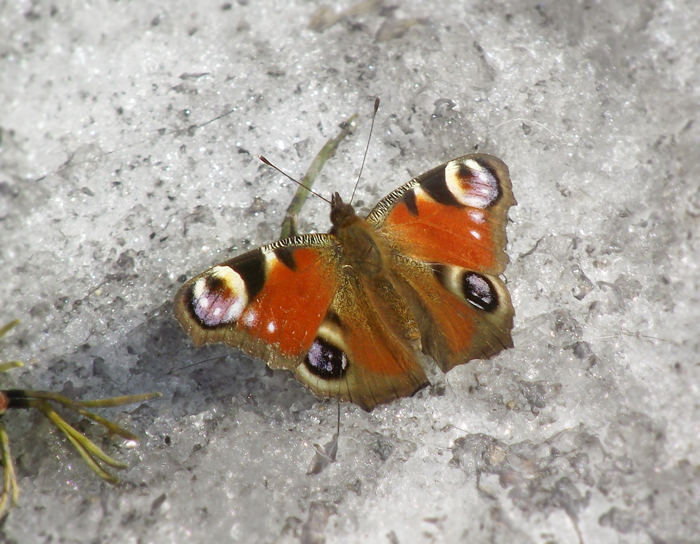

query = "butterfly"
173;153;515;411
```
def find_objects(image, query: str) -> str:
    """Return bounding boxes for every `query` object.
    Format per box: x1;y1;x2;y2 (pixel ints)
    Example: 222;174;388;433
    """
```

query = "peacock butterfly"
173;123;515;411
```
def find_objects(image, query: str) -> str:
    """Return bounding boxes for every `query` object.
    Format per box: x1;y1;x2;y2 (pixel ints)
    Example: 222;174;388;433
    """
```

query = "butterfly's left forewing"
173;236;342;370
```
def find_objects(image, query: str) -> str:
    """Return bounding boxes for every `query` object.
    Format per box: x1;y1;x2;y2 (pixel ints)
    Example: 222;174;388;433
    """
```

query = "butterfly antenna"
349;97;380;204
258;156;331;204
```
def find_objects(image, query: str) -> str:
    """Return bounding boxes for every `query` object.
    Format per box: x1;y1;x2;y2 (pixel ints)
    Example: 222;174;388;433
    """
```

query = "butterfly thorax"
329;192;386;277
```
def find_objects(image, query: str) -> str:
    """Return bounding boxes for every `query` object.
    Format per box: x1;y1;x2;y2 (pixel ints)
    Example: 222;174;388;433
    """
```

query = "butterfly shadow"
125;303;319;421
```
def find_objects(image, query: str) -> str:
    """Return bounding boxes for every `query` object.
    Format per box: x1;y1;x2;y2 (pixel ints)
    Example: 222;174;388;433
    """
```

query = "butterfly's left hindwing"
294;271;428;411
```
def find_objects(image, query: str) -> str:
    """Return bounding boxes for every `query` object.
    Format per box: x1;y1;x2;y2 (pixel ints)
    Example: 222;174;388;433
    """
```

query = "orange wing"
174;154;514;409
367;154;516;371
174;235;428;410
173;236;341;370
368;154;514;275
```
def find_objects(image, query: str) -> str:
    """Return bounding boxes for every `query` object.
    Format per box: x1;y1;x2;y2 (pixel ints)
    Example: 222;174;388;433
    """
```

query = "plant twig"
279;113;358;239
0;319;162;517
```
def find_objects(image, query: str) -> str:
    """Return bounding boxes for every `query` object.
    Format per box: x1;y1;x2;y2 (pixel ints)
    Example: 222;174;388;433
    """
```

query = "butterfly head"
329;192;358;230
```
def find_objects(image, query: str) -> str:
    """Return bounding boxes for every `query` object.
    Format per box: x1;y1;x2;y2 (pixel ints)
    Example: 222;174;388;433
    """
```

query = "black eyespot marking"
462;272;498;312
185;282;221;329
432;265;498;312
401;189;419;216
205;274;225;293
458;160;502;208
223;249;265;299
186;265;250;329
304;337;348;380
422;172;462;207
274;246;297;271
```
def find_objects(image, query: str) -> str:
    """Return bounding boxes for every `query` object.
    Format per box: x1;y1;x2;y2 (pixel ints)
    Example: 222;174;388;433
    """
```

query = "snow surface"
1;0;699;542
